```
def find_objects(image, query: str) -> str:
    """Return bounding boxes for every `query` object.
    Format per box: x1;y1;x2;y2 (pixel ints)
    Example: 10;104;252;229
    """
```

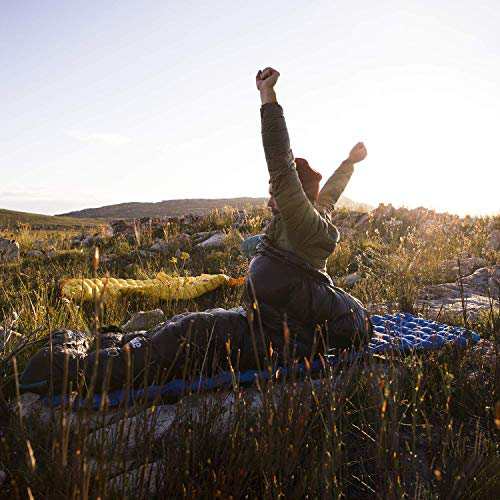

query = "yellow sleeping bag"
61;272;245;302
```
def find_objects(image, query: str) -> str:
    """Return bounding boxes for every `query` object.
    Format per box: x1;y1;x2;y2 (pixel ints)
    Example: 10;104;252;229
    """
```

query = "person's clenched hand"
256;67;280;92
348;142;367;163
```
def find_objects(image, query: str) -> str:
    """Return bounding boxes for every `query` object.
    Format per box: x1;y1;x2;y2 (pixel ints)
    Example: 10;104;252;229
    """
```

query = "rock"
196;232;226;249
46;249;58;259
344;272;362;287
180;213;202;226
82;235;102;247
150;239;170;254
70;235;85;248
99;253;117;264
81;236;94;247
11;393;44;419
87;458;135;478
423;266;500;299
86;405;176;452
110;220;134;237
486;229;500;251
241;234;263;258
331;210;369;231
174;233;192;249
100;225;114;238
122;309;166;332
191;230;218;245
137;249;154;258
111;218;173;240
371;203;396;221
353;213;370;228
0;470;6;487
150;234;191;253
440;256;488;280
463;266;500;296
26;249;44;258
107;461;162;495
0;238;20;263
418;265;500;318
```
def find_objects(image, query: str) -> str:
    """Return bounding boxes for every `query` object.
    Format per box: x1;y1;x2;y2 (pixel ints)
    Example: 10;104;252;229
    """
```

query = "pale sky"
1;0;499;216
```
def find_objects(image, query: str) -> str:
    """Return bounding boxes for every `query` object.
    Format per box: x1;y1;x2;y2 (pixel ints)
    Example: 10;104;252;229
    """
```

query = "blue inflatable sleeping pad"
43;313;480;409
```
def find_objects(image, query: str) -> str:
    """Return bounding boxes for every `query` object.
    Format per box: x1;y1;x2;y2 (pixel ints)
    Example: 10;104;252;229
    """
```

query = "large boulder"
418;265;500;318
440;256;488;281
0;238;20;263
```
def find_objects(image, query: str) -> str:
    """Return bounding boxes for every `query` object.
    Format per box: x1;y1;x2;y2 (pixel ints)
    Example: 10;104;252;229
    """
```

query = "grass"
0;208;102;230
0;206;498;498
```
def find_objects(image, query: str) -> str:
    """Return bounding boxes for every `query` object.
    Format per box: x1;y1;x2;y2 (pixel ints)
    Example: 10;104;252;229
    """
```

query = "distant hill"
59;196;372;219
0;208;102;230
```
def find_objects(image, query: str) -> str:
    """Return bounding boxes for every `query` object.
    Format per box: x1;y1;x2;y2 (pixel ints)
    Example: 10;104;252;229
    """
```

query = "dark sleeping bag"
20;244;371;395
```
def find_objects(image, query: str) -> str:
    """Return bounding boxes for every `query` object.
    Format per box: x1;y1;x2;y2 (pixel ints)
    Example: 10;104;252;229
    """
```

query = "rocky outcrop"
440;256;488;281
418;265;500;317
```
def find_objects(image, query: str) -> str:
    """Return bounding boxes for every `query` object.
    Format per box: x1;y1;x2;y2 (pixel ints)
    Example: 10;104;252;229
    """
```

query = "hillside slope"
59;196;372;219
0;208;102;229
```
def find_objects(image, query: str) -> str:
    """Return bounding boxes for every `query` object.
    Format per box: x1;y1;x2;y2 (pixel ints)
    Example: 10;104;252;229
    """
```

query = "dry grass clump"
0;207;498;498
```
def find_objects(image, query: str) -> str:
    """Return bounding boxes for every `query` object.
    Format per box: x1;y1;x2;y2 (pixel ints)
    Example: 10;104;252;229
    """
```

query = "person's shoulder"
315;206;340;243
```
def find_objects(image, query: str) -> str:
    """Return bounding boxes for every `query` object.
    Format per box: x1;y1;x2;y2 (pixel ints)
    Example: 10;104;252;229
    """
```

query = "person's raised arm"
256;67;321;238
317;142;367;211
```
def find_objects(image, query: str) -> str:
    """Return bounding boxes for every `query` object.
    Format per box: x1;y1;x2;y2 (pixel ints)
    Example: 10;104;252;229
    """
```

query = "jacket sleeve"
260;103;326;241
316;159;354;211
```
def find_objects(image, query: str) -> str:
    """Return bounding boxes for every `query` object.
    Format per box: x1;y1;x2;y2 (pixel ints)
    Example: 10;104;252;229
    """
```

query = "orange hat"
295;158;322;202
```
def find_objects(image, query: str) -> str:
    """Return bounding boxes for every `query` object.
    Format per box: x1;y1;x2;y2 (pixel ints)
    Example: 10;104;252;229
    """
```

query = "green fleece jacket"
261;102;354;270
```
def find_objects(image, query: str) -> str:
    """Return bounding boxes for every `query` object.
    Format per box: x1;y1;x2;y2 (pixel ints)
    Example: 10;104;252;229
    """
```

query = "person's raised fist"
256;67;280;92
348;142;367;164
